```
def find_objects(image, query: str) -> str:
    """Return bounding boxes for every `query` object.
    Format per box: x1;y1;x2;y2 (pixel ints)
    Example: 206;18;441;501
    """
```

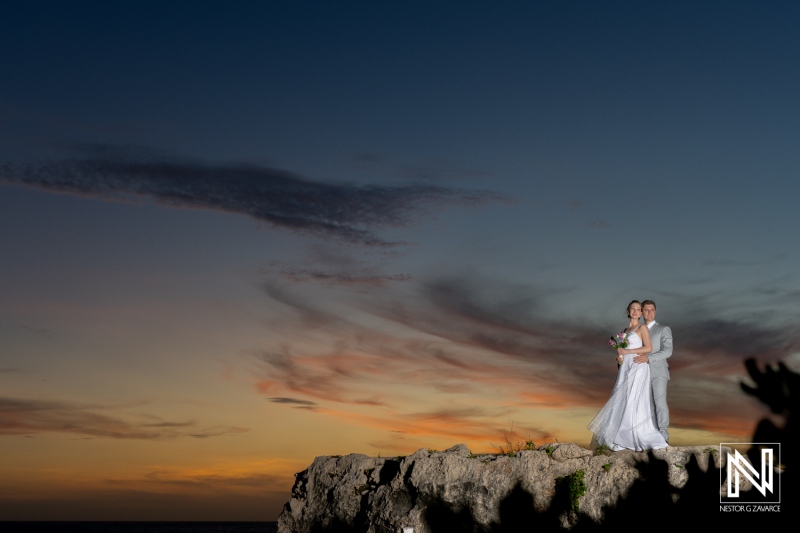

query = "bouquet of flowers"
609;330;629;349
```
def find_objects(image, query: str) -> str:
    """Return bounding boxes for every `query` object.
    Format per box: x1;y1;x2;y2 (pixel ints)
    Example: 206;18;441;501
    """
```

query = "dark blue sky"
1;0;798;521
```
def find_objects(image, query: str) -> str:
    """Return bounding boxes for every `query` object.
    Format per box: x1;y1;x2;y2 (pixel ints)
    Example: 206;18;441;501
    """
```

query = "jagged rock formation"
277;443;728;532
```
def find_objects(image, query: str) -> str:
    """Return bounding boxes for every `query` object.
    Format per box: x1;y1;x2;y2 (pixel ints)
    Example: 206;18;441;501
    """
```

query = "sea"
1;523;278;533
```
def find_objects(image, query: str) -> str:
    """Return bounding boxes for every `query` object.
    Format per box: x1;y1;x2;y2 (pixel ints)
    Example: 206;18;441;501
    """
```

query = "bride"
588;300;668;451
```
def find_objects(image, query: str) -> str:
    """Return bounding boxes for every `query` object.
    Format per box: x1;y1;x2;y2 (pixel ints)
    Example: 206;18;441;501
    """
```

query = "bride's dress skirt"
588;354;668;451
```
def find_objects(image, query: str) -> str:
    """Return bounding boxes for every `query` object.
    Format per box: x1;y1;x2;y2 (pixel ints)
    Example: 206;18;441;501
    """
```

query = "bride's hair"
627;300;642;318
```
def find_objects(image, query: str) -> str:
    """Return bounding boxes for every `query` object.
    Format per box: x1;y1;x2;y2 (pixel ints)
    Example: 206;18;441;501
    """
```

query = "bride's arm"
618;326;652;356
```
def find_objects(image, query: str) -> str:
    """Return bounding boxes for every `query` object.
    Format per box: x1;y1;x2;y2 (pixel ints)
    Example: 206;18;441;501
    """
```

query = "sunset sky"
2;0;799;522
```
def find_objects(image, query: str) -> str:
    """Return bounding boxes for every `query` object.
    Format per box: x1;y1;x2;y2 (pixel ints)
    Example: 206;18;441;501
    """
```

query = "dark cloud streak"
1;147;501;246
262;261;411;286
267;397;319;410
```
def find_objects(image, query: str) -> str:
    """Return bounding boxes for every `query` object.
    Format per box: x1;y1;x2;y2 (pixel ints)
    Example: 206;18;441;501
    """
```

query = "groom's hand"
633;354;649;364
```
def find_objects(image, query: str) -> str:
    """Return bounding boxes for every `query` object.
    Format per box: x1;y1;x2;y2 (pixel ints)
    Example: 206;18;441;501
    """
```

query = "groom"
633;299;672;442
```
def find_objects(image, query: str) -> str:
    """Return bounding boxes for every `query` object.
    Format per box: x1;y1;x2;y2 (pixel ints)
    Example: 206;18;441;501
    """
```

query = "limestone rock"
277;443;727;532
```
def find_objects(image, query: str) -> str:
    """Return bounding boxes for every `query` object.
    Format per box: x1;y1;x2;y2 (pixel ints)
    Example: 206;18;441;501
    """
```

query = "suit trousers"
651;376;669;441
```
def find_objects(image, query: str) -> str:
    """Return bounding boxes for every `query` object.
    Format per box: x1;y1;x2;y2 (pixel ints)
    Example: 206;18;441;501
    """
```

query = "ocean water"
1;523;278;533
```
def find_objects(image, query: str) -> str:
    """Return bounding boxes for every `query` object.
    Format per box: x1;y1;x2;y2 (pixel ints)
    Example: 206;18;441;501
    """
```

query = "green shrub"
557;469;587;513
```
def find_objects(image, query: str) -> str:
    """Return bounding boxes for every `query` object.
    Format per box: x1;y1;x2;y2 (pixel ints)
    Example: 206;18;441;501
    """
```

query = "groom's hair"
642;299;657;309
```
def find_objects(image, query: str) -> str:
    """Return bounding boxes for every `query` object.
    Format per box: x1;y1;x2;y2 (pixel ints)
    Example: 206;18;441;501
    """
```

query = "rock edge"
278;443;728;532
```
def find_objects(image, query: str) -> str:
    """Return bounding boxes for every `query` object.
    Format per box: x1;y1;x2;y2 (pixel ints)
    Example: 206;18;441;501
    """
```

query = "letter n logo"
720;443;780;504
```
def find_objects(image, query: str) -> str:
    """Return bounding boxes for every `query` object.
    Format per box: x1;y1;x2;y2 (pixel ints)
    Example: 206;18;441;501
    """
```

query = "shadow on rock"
308;516;360;533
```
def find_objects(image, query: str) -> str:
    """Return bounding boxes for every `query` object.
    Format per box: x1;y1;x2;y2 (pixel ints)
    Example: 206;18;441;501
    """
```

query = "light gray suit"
646;321;672;441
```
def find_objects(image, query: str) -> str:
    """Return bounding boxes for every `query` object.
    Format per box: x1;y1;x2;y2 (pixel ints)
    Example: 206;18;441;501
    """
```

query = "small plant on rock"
556;469;587;513
594;444;611;456
491;422;535;457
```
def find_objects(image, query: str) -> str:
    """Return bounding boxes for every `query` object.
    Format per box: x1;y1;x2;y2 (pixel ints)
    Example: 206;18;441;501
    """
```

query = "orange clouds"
0;397;248;440
250;272;798;453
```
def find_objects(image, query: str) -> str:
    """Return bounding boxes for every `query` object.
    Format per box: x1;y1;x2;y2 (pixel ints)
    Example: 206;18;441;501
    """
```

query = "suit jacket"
647;321;672;380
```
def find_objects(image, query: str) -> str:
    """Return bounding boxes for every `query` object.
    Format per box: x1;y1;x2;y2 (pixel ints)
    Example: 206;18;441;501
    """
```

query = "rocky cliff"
277;443;730;532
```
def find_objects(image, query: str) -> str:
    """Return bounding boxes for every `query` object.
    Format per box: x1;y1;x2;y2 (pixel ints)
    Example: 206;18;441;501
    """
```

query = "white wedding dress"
588;329;668;451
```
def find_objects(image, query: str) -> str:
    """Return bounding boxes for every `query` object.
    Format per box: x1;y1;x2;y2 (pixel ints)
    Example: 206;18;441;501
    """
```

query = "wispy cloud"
678;318;795;361
702;257;779;267
1;145;502;246
21;325;53;336
252;272;798;445
267;397;319;410
0;397;248;440
262;244;412;286
136;469;289;490
0;459;298;520
589;219;610;228
265;264;411;286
